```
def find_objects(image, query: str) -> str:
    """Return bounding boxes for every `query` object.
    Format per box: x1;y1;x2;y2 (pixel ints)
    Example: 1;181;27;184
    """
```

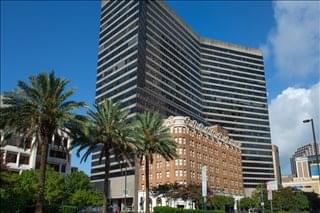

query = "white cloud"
264;1;320;78
269;82;320;175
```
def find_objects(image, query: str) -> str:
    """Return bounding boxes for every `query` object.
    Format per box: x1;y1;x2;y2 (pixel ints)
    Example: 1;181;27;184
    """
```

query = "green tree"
44;167;65;206
64;170;103;208
18;169;38;206
303;191;320;213
208;195;234;210
239;197;255;210
152;183;203;208
251;185;268;209
273;187;309;211
293;191;308;210
64;170;91;195
70;189;103;209
133;112;177;213
1;71;86;213
72;100;133;213
0;171;28;212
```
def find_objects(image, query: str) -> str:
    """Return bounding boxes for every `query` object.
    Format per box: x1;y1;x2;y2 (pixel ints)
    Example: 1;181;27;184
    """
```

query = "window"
49;150;66;159
6;152;18;163
61;164;66;173
48;163;59;172
19;154;29;165
179;159;183;166
166;171;170;178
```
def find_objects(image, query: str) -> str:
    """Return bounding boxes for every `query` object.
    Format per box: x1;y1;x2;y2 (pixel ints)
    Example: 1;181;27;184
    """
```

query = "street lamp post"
303;118;320;183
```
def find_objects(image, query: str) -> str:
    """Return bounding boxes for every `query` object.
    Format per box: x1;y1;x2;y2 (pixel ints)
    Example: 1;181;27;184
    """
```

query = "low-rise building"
0;95;72;175
138;116;243;211
0;134;72;175
282;176;320;195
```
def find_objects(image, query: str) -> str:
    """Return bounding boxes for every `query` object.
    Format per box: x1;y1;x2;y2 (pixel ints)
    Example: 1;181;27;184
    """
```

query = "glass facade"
93;0;274;192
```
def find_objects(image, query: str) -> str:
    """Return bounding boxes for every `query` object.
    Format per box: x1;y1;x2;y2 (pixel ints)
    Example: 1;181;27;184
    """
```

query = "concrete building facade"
0;95;72;175
272;145;282;186
93;0;274;203
282;176;320;195
0;135;72;175
290;143;320;178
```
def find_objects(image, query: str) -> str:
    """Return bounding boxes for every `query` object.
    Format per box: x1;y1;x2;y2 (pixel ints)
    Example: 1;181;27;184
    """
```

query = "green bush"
153;206;225;213
276;211;309;213
154;206;177;213
59;205;78;213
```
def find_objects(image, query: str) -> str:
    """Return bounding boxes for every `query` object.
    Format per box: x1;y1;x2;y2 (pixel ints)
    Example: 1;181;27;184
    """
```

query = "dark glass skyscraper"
93;0;274;200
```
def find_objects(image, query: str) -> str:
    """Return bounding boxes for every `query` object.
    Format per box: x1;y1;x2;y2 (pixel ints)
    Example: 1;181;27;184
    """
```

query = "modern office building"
272;145;282;186
92;0;274;203
290;143;320;178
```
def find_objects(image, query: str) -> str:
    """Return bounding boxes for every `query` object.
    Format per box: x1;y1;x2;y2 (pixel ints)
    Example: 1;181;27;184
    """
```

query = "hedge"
153;206;225;213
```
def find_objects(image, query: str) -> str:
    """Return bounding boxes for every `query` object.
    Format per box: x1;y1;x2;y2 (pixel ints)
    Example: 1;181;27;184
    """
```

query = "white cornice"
164;116;241;148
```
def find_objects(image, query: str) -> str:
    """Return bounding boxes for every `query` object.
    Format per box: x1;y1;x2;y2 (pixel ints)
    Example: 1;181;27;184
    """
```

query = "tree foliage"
133;112;177;213
0;169;102;212
70;99;134;213
239;197;256;210
1;71;86;213
64;170;91;195
250;186;310;212
208;195;234;210
272;187;308;211
70;189;102;208
44;167;65;206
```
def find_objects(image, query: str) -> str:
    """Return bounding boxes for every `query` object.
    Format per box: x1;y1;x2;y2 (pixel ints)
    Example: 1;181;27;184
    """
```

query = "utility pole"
261;186;265;213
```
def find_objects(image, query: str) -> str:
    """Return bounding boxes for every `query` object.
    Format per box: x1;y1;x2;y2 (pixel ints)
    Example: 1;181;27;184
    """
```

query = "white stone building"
0;134;72;175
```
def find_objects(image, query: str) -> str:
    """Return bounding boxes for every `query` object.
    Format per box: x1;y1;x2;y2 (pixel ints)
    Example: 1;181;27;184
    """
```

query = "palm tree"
0;71;86;213
71;99;134;213
133;112;177;213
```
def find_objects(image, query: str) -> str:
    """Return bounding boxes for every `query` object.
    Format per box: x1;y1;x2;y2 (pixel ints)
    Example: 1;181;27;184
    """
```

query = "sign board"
267;180;278;191
201;166;207;197
267;189;272;200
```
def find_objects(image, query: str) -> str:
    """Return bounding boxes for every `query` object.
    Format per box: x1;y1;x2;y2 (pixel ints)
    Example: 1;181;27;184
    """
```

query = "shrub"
59;205;78;213
153;206;225;213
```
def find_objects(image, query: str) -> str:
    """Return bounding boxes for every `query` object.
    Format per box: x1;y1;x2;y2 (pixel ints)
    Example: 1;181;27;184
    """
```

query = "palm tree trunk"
34;138;49;213
102;148;110;213
145;155;150;213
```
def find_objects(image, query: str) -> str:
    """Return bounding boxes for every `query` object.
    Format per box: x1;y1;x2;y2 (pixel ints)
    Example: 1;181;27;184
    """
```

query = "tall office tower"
93;0;274;205
200;40;273;195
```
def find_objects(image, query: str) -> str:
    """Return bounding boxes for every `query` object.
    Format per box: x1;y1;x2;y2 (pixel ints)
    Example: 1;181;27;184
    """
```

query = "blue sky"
1;1;319;175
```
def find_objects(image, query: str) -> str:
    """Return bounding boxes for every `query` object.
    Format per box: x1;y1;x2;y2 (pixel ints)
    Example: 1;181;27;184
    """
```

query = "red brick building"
139;116;243;196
